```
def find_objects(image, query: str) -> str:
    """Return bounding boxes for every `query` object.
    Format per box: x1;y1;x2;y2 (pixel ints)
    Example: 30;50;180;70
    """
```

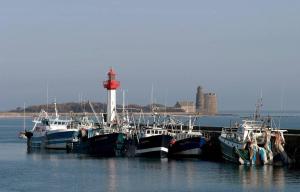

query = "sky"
1;0;300;111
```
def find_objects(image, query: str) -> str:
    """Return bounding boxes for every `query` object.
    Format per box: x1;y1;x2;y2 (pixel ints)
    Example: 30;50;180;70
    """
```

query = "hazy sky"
1;0;300;111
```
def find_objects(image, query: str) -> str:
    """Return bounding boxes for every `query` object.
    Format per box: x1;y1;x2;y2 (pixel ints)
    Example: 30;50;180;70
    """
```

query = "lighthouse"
103;68;120;125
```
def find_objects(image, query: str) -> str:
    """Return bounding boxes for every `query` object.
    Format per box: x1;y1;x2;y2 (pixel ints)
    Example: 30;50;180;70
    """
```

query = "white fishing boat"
26;103;78;150
219;99;290;165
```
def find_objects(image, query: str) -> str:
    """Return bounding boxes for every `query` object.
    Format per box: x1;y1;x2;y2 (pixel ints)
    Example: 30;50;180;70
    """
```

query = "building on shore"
195;86;204;113
204;93;218;115
173;86;218;115
174;101;195;113
195;86;218;115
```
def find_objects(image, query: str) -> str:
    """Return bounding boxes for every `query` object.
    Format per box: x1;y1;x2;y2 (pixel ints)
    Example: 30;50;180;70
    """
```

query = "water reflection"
27;149;79;161
184;160;198;191
22;149;300;192
238;165;285;191
107;158;117;192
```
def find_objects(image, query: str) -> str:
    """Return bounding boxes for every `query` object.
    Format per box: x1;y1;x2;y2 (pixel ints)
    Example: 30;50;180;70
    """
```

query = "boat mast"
89;101;101;125
188;115;192;131
54;99;59;119
122;89;125;115
23;102;26;132
254;94;263;121
151;84;154;113
46;82;49;112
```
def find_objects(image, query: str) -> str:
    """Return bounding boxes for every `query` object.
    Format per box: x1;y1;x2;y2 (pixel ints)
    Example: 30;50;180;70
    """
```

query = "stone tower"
204;93;218;115
196;86;204;113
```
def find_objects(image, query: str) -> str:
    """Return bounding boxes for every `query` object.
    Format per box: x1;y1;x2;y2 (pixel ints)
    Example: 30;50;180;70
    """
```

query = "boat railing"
221;127;236;134
221;127;243;142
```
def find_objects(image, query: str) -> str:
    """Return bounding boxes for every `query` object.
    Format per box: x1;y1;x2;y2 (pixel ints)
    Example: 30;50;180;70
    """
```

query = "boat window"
155;130;158;134
158;131;161;134
146;130;150;134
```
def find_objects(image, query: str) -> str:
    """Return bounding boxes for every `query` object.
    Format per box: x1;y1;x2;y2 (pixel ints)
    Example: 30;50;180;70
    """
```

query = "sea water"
0;116;300;192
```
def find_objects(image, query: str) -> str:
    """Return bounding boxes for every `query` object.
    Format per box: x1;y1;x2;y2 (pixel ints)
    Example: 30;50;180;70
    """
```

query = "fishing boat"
167;116;206;158
219;119;289;165
25;103;78;150
219;99;290;165
135;125;173;158
69;124;127;157
168;131;206;158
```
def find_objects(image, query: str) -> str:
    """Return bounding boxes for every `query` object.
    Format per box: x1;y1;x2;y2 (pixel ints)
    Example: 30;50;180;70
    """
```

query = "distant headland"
0;102;184;117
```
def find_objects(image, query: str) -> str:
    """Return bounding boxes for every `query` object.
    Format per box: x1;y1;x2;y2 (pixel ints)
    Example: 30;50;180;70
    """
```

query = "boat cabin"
144;128;168;137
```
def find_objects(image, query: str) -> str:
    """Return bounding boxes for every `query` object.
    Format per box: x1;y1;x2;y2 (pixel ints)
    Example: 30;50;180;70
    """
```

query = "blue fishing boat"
26;103;78;150
168;132;206;158
135;126;173;158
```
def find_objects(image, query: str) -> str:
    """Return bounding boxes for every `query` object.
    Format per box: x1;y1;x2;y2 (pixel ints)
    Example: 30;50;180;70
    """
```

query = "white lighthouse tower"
103;68;120;125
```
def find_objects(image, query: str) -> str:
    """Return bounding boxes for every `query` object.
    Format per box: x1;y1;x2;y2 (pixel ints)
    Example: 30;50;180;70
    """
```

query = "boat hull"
45;129;78;149
169;137;206;158
27;130;78;150
29;135;46;149
136;135;173;158
219;136;244;163
71;132;127;157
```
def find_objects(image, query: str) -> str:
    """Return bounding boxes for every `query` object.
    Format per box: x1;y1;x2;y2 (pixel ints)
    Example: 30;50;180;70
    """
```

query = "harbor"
1;115;300;192
17;68;300;168
2;1;300;191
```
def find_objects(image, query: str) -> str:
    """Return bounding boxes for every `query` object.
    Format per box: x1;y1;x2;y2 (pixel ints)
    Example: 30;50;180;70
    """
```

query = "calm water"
1;117;300;192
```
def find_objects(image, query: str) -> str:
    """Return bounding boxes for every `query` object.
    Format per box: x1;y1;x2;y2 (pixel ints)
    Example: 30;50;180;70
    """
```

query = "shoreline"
1;111;300;118
0;113;34;119
0;112;228;118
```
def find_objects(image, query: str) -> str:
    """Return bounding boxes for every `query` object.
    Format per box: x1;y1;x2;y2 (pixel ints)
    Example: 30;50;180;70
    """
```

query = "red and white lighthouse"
103;68;120;125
